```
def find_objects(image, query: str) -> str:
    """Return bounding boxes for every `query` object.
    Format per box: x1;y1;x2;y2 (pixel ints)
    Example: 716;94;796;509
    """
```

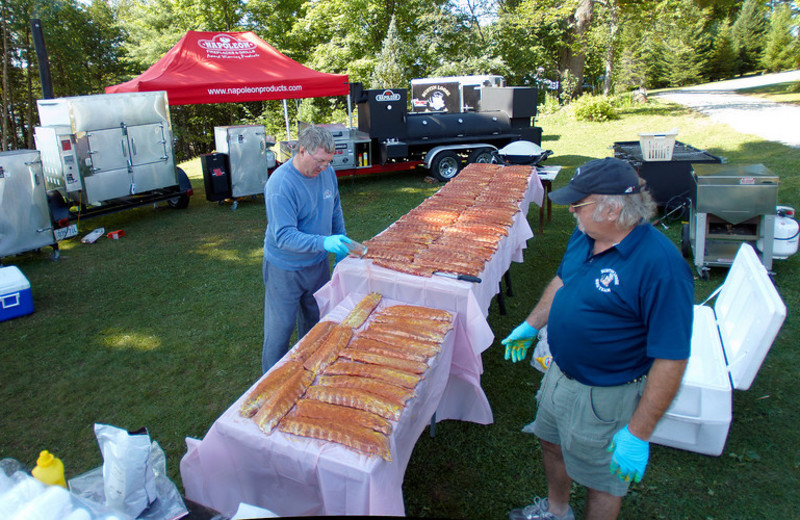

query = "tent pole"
283;99;291;141
347;93;353;130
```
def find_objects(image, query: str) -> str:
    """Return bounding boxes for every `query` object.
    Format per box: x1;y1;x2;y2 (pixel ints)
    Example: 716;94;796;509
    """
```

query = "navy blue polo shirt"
548;224;693;386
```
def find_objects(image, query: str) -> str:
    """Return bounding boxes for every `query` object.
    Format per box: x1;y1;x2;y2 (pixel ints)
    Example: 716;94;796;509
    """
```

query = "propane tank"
758;206;799;260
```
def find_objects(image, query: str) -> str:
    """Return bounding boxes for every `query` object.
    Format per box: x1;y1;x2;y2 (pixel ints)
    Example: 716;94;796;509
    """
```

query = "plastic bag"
94;424;156;518
0;460;125;520
530;326;552;373
71;430;188;520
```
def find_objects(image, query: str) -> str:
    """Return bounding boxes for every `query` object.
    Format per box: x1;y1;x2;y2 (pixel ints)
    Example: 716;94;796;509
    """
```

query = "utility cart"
683;163;779;279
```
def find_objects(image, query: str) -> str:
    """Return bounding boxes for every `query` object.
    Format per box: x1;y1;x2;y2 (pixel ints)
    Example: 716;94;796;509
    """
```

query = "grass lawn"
2;96;799;519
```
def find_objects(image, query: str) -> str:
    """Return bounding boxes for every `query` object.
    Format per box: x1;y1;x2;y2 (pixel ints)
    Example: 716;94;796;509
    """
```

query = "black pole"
30;19;54;99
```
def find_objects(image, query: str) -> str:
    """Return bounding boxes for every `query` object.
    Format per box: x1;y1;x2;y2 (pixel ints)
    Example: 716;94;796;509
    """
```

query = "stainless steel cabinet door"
127;123;176;193
0;151;56;257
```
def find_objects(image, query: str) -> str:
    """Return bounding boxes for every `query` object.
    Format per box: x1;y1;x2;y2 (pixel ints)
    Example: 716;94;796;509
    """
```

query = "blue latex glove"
608;425;649;483
323;235;352;258
501;322;538;362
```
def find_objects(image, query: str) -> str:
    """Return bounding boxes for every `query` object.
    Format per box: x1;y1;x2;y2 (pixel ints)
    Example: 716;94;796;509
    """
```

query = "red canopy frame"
106;31;349;105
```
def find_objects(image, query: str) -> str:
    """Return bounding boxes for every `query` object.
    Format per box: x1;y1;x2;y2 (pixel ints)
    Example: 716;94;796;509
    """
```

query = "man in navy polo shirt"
504;157;693;520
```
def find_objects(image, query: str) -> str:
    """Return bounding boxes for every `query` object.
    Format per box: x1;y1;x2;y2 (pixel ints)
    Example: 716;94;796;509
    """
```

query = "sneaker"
508;496;575;520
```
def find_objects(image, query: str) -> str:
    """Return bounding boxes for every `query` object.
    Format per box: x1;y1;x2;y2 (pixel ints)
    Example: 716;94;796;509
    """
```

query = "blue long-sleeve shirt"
263;160;346;271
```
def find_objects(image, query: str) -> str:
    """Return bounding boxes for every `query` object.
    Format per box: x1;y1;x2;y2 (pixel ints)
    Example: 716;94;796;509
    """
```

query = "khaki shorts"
530;361;646;496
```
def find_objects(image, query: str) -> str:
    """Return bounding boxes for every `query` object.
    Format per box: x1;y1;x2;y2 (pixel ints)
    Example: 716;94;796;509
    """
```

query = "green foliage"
706;18;739;81
761;3;800;72
371;15;407;89
569;93;619;122
731;0;768;73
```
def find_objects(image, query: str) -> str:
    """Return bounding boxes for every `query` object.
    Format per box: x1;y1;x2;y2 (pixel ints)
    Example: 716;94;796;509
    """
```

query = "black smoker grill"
613;140;723;215
684;163;779;279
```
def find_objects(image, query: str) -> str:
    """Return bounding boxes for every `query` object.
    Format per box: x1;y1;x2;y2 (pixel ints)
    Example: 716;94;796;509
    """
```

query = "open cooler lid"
714;244;786;390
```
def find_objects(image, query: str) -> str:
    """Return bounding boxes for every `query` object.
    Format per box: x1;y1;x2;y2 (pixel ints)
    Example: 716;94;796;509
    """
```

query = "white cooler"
651;244;786;456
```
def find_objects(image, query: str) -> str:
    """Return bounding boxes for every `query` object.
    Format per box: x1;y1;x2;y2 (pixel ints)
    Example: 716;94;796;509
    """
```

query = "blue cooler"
0;266;34;322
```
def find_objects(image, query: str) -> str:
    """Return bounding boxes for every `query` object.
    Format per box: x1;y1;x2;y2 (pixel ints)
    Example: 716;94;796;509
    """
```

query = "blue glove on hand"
323;235;352;258
608;425;649;483
501;322;538;362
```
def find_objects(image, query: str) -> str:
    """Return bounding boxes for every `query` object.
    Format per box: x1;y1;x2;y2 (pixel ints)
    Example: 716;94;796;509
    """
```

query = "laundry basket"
639;130;678;161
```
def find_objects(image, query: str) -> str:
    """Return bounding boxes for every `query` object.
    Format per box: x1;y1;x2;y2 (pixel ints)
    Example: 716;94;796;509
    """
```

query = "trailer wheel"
467;148;494;164
168;167;192;209
680;223;692;258
430;151;462;182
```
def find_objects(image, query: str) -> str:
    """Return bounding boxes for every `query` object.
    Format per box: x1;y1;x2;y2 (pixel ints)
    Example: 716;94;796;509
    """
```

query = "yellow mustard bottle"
32;450;67;488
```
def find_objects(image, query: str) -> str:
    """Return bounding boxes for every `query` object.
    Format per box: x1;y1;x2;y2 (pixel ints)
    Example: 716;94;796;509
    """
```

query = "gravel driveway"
653;70;800;148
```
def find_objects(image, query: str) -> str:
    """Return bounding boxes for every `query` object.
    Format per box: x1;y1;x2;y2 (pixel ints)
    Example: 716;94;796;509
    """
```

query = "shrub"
570;94;619;122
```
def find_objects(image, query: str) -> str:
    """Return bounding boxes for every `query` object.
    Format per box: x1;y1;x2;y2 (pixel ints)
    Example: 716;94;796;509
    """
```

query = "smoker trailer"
34;91;193;228
683;163;779;279
0;150;59;260
292;84;542;182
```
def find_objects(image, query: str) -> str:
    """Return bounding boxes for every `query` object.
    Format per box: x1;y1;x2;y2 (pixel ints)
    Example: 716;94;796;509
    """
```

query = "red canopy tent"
105;31;349;104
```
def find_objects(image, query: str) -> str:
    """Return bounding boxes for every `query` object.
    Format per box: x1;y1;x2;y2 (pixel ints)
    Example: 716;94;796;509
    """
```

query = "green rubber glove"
501;322;538;362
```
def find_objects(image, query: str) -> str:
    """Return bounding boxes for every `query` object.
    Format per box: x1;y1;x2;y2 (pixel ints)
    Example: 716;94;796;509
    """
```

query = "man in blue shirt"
261;125;353;372
503;157;694;520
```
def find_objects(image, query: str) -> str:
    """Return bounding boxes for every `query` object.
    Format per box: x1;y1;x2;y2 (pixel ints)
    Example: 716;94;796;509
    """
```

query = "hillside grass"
2;96;799;519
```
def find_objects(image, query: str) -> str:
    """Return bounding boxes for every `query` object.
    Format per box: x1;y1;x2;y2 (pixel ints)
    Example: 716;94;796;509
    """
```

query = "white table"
181;293;457;517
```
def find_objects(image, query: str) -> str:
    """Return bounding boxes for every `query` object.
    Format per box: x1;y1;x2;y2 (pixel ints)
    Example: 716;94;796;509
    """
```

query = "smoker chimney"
30;19;54;99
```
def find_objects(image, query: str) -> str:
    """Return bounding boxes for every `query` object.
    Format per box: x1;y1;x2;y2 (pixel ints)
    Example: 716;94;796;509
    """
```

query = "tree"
732;0;768;74
371;15;406;88
761;2;799;71
707;18;739;80
558;0;593;99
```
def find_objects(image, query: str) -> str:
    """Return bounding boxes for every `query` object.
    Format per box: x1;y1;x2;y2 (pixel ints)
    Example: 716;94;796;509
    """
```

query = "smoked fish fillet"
279;414;392;461
289;320;337;363
365;321;447;343
370;314;454;335
324;360;422;389
252;367;314;433
239;360;305;418
339;348;429;374
305;384;403;421
340;292;382;329
315;374;416;406
376;305;453;322
303;325;353;375
348;336;430;363
358;329;441;358
295;398;392;435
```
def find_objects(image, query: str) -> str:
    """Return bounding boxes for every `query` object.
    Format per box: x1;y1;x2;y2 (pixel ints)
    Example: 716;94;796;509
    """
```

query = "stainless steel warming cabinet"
34;91;192;220
209;125;276;208
685;163;779;278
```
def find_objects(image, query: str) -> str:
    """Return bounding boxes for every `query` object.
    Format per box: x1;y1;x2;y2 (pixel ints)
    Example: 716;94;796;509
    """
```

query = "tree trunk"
558;0;594;99
1;0;9;151
603;1;620;96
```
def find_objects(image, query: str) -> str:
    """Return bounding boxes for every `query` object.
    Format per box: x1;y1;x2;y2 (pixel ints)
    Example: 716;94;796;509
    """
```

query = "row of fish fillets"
363;162;534;277
239;292;454;461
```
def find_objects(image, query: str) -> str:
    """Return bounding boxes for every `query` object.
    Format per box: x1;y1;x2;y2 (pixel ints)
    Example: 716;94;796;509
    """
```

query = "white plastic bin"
638;130;678;161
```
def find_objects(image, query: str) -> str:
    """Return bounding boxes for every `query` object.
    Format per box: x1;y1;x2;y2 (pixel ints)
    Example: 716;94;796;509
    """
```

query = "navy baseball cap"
548;157;643;205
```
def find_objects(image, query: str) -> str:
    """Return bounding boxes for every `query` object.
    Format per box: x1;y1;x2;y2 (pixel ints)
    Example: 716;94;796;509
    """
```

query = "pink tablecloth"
315;171;544;426
181;293;457;517
180;171;543;517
